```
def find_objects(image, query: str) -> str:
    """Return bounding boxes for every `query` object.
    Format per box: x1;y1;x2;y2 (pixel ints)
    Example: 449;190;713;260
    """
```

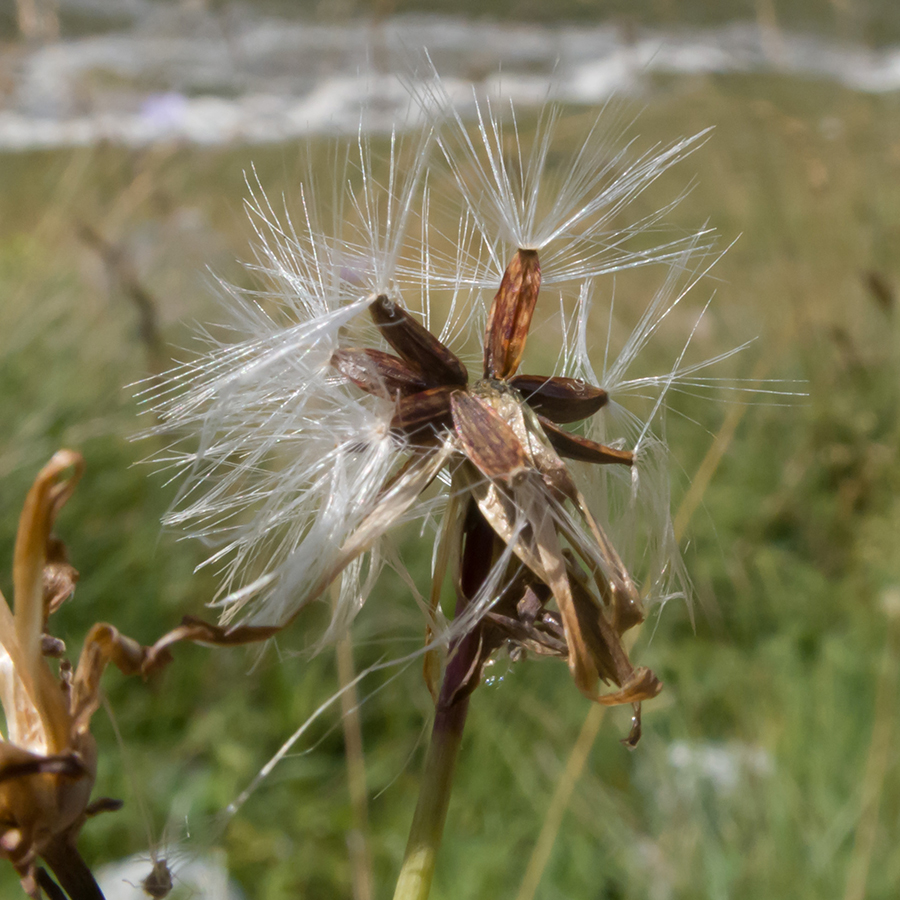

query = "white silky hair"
411;69;715;288
142;73;730;643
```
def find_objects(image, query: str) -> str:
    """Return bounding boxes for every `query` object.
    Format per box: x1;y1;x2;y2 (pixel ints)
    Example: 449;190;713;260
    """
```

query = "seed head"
144;81;721;725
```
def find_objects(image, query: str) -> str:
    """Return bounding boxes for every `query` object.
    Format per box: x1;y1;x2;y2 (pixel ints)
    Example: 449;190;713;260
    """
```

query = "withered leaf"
451;391;529;482
484;611;568;656
566;562;633;687
10;450;83;753
43;536;78;619
556;508;644;637
369;295;468;386
519;494;603;699
595;667;662;706
332;348;429;398
143;616;281;672
483;249;542;379
538;416;634;466
510;374;608;423
70;623;178;731
567;559;661;706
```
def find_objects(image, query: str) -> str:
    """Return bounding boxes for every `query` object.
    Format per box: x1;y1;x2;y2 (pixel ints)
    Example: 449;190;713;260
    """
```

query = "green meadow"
1;69;899;899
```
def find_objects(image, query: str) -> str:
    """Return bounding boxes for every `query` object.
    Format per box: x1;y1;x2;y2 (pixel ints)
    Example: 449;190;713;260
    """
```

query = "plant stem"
336;629;373;900
392;502;494;900
41;842;105;900
842;596;900;900
392;692;470;900
330;581;373;900
36;869;68;900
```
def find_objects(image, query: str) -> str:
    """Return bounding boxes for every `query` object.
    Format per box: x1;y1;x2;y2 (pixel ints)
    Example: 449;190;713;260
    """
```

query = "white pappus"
139;73;731;667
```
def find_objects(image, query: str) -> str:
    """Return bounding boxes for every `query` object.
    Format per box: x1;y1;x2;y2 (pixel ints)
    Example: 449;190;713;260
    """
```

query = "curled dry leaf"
0;451;175;899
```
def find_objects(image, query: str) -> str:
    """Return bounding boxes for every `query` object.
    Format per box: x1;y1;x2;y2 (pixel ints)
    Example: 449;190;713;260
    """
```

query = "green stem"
392;694;470;900
392;502;493;900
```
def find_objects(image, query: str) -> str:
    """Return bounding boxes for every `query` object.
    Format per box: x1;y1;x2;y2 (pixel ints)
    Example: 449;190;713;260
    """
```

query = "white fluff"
142;76;726;641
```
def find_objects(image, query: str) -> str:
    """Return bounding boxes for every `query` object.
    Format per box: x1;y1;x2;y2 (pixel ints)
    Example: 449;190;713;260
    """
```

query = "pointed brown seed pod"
509;374;608;423
538;416;634;466
390;386;456;438
483;249;542;379
369;295;468;386
332;348;429;398
450;391;529;482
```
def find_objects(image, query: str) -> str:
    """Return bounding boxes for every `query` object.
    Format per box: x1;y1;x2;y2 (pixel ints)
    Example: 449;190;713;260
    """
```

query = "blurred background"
1;1;899;898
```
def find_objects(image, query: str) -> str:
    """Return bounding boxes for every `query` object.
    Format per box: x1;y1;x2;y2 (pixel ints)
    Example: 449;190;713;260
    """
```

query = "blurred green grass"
1;71;899;899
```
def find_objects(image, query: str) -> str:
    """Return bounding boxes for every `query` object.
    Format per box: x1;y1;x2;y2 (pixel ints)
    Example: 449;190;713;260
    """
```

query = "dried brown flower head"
0;451;170;898
145;92;718;741
331;246;661;734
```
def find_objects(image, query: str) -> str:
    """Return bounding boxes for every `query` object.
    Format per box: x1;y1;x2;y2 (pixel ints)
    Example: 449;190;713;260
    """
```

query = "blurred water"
1;1;899;149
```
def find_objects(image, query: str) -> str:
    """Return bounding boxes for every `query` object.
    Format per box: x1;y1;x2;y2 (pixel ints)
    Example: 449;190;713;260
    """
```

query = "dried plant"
143;78;728;898
0;451;173;899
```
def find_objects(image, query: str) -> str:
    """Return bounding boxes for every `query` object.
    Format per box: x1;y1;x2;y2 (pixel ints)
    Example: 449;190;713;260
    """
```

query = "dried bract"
0;451;171;898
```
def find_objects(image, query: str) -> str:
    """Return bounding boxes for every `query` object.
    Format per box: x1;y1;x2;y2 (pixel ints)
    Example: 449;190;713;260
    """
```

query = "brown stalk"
330;584;373;900
142;616;280;671
392;504;496;900
40;841;105;900
36;870;68;900
76;222;165;375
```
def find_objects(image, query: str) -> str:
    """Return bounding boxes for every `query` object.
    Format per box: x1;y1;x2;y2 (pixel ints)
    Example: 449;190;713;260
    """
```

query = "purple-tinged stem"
392;504;495;900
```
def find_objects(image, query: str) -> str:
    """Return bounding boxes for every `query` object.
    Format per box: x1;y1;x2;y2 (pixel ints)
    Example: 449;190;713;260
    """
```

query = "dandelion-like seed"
146;78;721;899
